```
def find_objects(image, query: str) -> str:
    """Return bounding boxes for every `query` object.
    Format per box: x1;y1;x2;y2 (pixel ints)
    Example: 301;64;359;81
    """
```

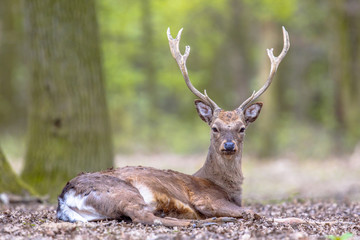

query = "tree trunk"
210;0;255;108
21;0;113;199
0;147;36;196
253;22;279;157
330;0;360;150
141;0;159;150
0;0;20;129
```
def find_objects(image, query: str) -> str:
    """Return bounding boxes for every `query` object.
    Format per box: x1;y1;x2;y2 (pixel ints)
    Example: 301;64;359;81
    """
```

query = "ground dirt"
1;154;360;239
0;201;359;239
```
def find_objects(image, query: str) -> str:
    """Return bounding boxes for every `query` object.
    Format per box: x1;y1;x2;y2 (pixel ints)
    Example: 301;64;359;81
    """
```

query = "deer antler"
167;28;220;110
238;26;290;111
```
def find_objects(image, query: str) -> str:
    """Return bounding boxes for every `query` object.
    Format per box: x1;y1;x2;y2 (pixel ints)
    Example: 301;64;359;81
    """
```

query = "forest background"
0;0;359;199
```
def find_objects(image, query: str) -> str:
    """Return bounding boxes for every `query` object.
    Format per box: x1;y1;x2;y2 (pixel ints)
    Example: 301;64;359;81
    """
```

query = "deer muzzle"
221;140;237;155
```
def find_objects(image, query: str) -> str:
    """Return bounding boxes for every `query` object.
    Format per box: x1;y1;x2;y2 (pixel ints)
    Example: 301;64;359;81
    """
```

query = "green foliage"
0;0;359;158
94;0;360;156
327;233;353;240
243;0;297;21
95;0;355;156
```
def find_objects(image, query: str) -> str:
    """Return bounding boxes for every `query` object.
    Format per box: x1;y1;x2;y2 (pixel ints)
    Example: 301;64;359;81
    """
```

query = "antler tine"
238;26;290;111
167;28;220;110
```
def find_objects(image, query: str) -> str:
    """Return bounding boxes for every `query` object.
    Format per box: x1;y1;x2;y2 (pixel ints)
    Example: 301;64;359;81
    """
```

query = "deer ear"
244;102;263;124
195;100;213;125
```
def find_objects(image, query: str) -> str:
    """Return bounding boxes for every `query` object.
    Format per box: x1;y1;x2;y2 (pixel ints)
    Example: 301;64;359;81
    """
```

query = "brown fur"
104;167;230;218
58;166;251;227
218;110;240;124
57;102;263;227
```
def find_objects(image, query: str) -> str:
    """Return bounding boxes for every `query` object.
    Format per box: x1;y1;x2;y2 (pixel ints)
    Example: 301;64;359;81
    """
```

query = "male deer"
57;27;290;227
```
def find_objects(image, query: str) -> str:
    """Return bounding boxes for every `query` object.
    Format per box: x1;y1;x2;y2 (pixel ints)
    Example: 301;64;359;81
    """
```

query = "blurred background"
0;0;359;200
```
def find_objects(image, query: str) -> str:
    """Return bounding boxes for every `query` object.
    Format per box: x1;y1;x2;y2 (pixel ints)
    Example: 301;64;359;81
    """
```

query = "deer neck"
193;143;244;194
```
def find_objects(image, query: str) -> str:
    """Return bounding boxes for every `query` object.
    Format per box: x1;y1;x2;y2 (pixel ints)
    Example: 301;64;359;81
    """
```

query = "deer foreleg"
194;198;258;220
193;198;308;225
120;204;192;227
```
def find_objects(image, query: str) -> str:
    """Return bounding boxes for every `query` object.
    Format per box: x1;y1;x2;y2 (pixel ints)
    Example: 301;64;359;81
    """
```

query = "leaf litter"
0;200;359;239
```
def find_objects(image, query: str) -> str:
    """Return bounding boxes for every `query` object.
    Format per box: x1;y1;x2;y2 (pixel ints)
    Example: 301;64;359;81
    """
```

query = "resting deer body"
57;27;290;227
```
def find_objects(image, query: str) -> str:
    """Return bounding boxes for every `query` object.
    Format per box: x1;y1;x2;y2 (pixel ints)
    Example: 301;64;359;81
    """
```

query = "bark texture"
21;0;113;199
0;0;19;128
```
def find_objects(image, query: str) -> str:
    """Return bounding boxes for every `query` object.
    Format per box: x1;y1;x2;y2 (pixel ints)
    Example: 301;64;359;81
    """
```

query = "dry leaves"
0;201;359;239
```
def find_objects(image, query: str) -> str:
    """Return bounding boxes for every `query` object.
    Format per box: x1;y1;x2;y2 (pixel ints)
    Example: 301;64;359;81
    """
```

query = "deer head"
167;27;290;158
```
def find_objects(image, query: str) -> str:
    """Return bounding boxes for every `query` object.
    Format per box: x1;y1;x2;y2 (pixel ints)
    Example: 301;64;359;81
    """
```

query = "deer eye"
239;127;245;133
212;127;219;133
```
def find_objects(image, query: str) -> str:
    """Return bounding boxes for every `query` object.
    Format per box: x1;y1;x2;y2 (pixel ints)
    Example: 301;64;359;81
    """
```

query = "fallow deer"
57;27;290;227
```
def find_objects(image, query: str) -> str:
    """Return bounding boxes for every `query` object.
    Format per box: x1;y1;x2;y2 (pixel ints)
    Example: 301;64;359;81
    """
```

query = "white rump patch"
133;183;156;211
58;189;107;222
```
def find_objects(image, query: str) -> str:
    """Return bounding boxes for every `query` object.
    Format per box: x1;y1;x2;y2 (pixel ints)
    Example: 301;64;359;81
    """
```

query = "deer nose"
224;141;235;151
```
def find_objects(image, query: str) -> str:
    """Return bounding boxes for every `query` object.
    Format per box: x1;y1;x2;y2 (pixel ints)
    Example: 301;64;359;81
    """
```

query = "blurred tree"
141;0;159;148
252;22;280;157
84;0;360;156
21;0;113;199
330;0;360;150
211;0;255;106
0;0;21;129
0;147;36;196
